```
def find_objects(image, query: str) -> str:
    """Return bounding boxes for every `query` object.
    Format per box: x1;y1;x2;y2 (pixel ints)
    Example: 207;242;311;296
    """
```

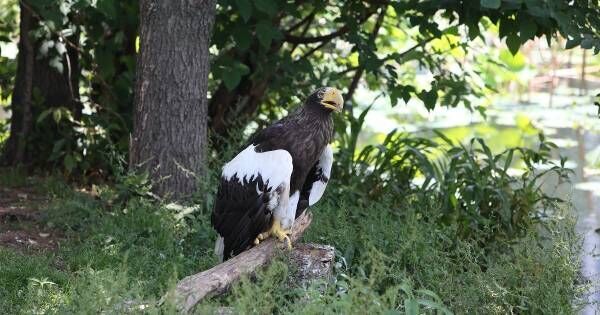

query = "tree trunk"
130;0;216;199
1;2;80;167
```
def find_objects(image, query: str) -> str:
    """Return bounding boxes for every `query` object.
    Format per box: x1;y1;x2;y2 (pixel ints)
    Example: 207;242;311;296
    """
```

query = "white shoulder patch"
308;145;334;205
222;144;293;189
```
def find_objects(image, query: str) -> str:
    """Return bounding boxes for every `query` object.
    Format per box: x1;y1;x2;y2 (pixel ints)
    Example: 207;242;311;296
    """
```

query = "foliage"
208;0;600;139
333;105;571;245
431;133;572;242
0;0;18;107
2;0;599;173
334;105;437;200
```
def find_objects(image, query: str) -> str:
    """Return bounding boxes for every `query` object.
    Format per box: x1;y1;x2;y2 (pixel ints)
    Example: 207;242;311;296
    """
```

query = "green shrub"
431;133;571;242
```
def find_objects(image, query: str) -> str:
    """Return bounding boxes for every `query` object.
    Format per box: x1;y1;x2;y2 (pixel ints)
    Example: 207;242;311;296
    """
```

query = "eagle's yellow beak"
320;87;344;112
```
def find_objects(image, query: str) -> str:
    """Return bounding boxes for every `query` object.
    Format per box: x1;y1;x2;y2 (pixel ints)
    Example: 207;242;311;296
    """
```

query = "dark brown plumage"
211;87;341;260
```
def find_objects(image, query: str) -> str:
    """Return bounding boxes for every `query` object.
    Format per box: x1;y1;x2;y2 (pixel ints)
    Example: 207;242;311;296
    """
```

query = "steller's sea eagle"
211;87;343;260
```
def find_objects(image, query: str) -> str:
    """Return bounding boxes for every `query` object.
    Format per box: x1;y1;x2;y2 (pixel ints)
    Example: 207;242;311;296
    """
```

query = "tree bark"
130;0;216;199
2;2;80;167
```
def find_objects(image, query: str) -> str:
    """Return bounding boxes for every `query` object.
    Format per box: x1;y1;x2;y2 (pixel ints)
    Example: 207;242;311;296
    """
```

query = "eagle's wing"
296;145;333;217
211;144;293;260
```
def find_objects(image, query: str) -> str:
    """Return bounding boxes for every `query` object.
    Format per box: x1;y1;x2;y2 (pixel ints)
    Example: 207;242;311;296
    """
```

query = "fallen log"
172;211;326;313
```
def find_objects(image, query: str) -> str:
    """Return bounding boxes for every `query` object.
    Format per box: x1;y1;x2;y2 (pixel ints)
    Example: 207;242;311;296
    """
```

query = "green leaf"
404;298;419;315
581;38;594;49
52;108;62;123
236;0;252;22
418;87;438;110
232;23;251;51
36;109;53;124
254;0;277;16
97;0;117;18
565;38;582;49
499;17;517;39
518;15;537;41
468;23;480;40
499;49;525;71
221;61;250;91
481;0;501;9
255;21;281;48
506;33;521;55
64;154;76;173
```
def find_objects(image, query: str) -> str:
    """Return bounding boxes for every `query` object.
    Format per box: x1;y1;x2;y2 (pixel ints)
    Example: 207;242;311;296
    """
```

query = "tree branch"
284;9;378;44
171;211;314;313
19;0;82;54
344;7;386;109
299;40;330;60
290;12;317;55
286;10;317;34
284;26;351;44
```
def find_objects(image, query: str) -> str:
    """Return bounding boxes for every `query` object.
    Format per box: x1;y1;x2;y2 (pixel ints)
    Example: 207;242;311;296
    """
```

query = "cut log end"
288;243;335;286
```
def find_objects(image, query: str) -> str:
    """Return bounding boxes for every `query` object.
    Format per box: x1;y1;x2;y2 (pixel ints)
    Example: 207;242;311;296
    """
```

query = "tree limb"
284;26;350;44
171;211;314;313
344;7;386;109
290;13;317;55
286;10;317;34
284;8;379;44
298;40;330;60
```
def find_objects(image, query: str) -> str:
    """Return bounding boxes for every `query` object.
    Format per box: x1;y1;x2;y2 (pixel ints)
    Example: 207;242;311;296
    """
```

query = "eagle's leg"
265;183;293;249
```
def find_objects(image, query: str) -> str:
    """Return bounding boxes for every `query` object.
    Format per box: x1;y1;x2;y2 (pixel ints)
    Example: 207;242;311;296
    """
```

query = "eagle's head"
306;87;344;113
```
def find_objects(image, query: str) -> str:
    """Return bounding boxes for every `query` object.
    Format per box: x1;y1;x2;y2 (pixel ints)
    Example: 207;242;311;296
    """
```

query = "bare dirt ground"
0;185;61;251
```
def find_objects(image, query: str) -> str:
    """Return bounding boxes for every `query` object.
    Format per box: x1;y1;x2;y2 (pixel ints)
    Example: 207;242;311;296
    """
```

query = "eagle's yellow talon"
253;238;260;245
268;219;293;250
257;232;269;241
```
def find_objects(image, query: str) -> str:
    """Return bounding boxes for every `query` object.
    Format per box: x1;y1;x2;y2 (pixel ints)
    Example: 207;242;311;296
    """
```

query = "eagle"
211;87;343;260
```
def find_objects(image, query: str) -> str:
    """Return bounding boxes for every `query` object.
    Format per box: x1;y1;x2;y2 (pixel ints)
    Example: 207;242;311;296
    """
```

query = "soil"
0;185;61;251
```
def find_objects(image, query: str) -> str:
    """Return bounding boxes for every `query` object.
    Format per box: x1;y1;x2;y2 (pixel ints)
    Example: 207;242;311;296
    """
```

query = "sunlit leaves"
498;49;526;71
